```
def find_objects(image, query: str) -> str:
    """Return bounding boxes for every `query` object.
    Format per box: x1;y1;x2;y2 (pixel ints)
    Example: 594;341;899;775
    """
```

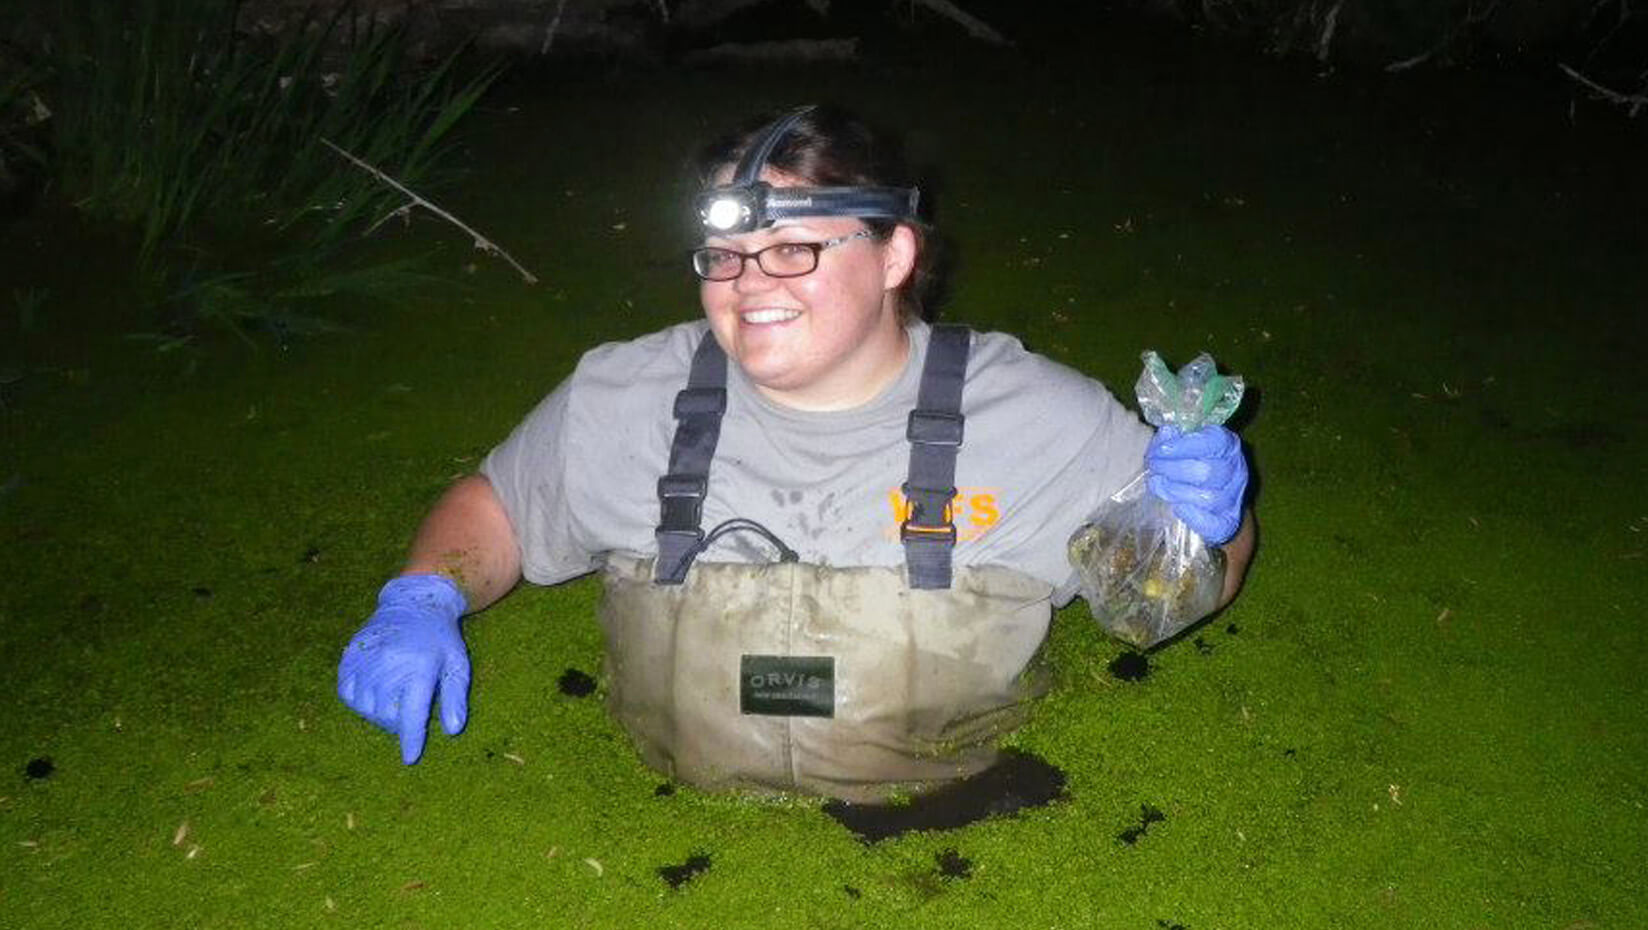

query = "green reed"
32;0;495;340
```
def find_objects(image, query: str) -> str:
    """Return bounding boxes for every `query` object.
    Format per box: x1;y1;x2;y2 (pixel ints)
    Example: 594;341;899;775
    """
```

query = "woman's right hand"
337;574;471;765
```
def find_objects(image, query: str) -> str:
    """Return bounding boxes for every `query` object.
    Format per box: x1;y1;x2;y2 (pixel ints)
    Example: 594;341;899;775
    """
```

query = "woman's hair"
695;105;938;324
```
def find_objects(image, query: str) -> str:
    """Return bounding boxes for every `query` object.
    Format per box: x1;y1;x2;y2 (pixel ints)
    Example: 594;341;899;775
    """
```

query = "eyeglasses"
689;229;878;281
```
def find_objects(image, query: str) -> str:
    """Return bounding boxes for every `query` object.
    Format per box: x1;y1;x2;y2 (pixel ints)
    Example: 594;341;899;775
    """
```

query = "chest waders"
597;327;1052;802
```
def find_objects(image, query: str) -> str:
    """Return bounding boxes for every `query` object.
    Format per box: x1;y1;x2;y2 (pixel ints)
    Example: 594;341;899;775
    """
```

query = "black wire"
687;517;799;565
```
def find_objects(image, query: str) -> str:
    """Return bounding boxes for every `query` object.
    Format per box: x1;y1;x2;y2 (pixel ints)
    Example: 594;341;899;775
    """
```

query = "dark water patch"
654;782;676;797
191;586;213;599
1331;533;1365;557
935;848;972;880
821;749;1066;843
1225;623;1239;635
557;668;596;697
1117;803;1165;846
1283;747;1297;758
657;851;711;889
1478;407;1514;431
77;594;103;614
23;757;53;780
1109;651;1151;682
1546;421;1623;451
300;546;322;564
1157;921;1190;930
843;885;861;899
1193;636;1213;655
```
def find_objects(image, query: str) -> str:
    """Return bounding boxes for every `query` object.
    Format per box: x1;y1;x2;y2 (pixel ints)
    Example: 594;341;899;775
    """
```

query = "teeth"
741;308;801;324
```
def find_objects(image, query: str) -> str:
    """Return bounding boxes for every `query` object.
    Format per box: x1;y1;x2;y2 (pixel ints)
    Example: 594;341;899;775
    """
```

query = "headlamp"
696;105;920;236
703;192;753;232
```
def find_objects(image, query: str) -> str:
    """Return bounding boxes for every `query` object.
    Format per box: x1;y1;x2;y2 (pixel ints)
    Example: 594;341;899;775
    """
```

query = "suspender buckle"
657;474;708;532
658;474;708;499
906;410;965;446
900;519;958;545
899;481;957;544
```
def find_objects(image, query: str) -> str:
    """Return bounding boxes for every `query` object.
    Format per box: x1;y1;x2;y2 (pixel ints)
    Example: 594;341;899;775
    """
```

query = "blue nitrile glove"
1145;424;1248;546
337;574;470;765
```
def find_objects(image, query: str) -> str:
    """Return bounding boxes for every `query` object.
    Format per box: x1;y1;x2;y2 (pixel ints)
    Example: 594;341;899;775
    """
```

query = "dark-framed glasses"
690;229;878;282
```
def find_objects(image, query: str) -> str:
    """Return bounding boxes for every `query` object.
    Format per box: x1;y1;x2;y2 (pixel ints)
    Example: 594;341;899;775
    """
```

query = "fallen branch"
1385;0;1501;72
1559;63;1648;117
541;0;568;55
908;0;1009;44
320;138;539;285
685;38;859;64
1315;0;1343;63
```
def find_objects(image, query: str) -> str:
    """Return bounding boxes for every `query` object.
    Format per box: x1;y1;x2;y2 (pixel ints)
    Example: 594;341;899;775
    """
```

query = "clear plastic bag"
1069;351;1245;649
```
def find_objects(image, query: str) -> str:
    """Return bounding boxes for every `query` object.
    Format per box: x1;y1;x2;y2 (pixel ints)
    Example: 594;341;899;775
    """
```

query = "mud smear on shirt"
821;749;1067;843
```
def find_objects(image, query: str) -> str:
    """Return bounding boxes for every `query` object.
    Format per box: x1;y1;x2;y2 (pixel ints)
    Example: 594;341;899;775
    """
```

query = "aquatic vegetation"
17;0;497;343
0;52;50;213
2;35;1646;930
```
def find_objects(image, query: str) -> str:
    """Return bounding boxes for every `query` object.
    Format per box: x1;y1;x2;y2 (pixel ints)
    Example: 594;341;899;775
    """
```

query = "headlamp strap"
762;186;922;223
732;105;817;186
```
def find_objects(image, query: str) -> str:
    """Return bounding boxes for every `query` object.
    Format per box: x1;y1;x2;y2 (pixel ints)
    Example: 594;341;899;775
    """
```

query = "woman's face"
699;170;917;411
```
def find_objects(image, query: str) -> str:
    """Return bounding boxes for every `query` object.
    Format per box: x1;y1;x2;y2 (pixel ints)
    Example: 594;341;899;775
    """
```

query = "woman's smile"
739;307;803;325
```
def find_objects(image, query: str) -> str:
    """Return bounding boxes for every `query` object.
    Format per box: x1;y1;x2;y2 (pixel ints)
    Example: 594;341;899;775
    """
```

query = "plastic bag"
1068;351;1245;649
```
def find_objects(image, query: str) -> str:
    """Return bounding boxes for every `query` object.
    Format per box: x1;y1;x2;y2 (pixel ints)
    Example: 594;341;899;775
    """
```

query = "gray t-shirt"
481;320;1153;605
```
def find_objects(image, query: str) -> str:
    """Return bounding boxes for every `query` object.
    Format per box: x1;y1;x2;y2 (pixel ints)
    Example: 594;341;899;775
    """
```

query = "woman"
337;105;1254;801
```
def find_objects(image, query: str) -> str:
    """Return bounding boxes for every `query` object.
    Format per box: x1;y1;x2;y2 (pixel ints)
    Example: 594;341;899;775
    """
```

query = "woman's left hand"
1145;424;1248;546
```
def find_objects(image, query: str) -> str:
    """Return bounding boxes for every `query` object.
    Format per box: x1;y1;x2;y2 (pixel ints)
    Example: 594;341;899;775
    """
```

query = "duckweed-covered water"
3;33;1646;929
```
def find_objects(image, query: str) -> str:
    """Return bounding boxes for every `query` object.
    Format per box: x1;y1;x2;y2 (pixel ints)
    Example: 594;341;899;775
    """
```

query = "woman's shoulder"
553;321;714;439
573;320;710;387
957;325;1122;409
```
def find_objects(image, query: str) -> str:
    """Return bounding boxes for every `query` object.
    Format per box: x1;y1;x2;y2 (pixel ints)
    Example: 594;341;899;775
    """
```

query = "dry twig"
541;0;569;55
319;139;540;285
908;0;1009;44
1386;0;1502;72
1559;63;1648;116
1315;0;1344;62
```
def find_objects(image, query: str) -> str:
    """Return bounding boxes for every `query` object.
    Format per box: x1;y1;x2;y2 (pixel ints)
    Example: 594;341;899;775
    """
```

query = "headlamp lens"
704;196;746;233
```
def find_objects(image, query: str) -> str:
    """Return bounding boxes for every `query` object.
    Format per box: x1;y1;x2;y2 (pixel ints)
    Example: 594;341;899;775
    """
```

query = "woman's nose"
731;256;778;292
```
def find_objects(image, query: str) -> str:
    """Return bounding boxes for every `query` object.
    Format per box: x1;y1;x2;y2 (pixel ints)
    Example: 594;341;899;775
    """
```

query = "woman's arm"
402;474;523;613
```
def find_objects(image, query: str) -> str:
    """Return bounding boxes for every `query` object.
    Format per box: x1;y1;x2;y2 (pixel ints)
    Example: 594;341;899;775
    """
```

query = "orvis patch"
740;655;835;718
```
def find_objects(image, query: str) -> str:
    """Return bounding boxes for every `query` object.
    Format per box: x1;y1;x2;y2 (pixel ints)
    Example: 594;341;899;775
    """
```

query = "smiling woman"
334;102;1255;802
696;195;915;411
688;106;926;410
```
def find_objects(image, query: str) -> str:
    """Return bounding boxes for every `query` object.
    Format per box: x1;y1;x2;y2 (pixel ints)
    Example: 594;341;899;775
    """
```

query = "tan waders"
600;556;1050;802
599;326;1052;802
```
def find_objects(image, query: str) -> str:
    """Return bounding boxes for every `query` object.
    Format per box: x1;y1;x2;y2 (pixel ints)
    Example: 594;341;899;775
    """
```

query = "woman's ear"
881;225;918;292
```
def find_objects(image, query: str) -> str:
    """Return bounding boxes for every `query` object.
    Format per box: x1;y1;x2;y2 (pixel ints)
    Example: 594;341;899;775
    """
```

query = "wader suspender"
653;335;729;584
901;324;969;590
652;325;971;588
